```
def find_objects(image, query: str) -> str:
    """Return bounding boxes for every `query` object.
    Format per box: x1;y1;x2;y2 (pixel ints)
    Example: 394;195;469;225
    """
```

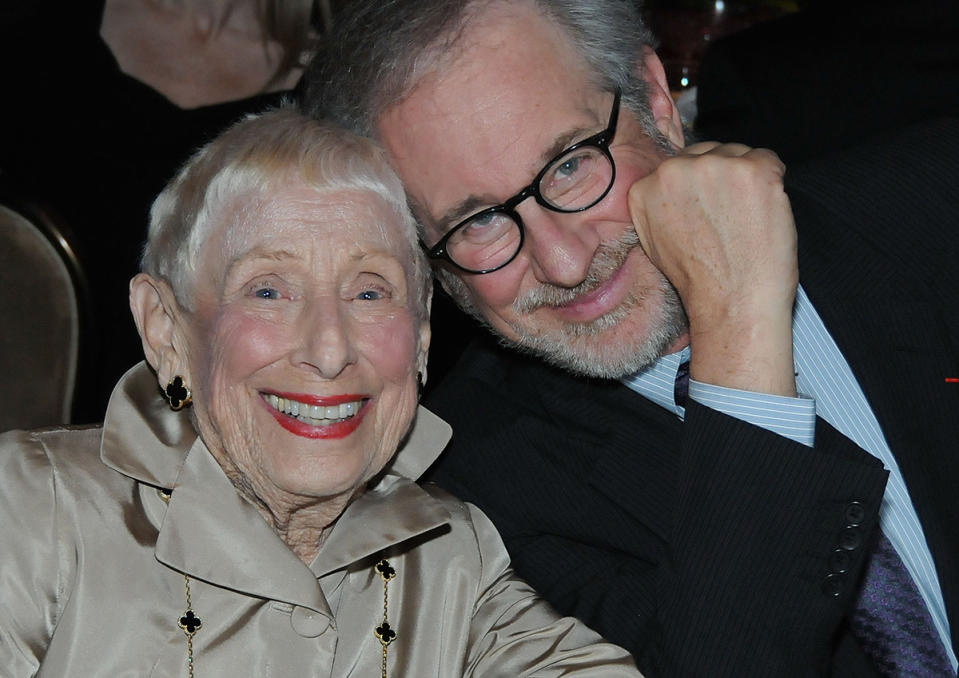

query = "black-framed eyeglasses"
425;89;621;274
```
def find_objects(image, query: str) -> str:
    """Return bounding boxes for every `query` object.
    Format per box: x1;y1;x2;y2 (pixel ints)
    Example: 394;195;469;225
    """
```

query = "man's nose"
517;203;598;287
292;300;357;379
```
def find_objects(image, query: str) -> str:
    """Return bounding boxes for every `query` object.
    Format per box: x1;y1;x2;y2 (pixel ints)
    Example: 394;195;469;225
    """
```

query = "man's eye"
459;211;513;243
470;212;498;227
554;156;582;178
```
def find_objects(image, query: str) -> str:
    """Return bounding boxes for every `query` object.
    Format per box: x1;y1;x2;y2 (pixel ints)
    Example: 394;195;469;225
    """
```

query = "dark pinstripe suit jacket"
424;118;959;677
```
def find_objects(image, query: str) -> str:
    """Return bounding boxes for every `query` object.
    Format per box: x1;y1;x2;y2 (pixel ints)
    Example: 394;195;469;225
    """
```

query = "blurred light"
680;76;690;88
715;0;726;11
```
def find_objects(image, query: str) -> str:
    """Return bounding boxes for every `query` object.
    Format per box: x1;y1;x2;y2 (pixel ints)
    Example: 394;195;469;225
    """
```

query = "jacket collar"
100;363;453;614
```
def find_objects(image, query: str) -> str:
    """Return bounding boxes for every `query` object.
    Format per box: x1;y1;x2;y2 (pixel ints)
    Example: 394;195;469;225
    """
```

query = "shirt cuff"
688;379;816;447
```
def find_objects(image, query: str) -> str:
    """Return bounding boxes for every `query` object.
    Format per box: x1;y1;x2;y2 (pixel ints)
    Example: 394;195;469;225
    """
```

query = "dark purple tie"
851;530;953;676
674;359;690;408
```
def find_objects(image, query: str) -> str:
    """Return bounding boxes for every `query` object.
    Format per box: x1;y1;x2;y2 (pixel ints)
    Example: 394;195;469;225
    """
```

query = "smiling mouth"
515;230;641;317
262;394;365;426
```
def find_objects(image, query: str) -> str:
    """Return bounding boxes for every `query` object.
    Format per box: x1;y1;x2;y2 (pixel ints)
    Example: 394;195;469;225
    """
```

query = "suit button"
822;573;844;597
843;501;866;526
291;606;330;637
828;548;851;574
838;526;863;551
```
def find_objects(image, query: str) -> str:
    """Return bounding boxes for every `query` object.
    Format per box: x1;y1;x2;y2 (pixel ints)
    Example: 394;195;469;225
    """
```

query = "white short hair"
142;107;430;315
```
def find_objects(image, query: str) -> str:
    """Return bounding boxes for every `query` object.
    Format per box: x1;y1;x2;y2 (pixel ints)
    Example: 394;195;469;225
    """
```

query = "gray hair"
301;0;665;320
301;0;660;140
142;107;430;316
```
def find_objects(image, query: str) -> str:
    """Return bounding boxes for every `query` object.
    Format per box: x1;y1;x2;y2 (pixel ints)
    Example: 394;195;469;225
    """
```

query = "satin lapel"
316;479;450;576
155;438;332;616
795;189;959;654
155;438;453;617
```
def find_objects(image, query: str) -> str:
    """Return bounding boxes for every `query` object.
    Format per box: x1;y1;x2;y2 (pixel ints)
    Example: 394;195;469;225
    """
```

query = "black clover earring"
165;376;192;411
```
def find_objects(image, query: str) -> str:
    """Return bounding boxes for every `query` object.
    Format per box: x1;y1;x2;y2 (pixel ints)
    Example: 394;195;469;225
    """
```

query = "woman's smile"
260;391;370;439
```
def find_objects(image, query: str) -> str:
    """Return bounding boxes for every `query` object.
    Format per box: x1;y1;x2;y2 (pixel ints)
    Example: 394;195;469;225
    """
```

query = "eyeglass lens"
445;147;613;272
540;145;614;210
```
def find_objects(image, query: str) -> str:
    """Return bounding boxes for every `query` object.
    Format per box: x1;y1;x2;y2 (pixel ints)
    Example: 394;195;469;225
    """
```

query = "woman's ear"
638;46;686;149
416;285;433;386
129;273;187;386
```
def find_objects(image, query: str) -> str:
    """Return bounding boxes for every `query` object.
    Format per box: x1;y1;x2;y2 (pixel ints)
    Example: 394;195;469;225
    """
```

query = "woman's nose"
517;204;598;287
292;302;357;379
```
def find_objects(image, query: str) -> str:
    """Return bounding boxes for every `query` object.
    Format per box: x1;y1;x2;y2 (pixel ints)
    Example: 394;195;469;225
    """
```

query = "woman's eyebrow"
225;247;299;275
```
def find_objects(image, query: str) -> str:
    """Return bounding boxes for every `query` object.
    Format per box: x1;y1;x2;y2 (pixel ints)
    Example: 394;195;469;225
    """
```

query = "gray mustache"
513;229;641;313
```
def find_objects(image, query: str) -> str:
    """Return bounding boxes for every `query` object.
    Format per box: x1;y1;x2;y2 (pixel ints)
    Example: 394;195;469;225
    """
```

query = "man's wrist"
688;379;816;446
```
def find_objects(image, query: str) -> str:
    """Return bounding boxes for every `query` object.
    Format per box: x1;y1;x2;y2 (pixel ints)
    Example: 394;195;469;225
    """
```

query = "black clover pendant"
179;609;202;636
165;376;192;411
374;621;397;646
375;559;396;581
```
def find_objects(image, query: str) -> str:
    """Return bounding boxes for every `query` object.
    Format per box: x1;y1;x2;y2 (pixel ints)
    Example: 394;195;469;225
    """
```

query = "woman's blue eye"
254;287;280;299
357;290;382;301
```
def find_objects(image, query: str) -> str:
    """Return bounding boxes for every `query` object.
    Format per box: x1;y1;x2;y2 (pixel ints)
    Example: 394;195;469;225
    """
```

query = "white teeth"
264;394;364;426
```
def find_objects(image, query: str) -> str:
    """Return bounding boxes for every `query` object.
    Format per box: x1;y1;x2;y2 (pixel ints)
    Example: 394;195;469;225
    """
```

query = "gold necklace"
373;559;397;678
157;488;396;677
178;575;201;678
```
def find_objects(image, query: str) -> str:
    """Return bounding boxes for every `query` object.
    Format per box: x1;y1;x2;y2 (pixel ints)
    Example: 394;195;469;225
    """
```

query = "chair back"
0;201;85;430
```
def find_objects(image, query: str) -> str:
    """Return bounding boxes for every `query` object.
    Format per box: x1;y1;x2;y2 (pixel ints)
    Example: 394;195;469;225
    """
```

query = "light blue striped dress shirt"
621;286;956;668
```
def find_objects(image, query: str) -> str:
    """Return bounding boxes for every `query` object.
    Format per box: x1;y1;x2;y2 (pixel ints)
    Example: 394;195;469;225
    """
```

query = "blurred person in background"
0;0;320;423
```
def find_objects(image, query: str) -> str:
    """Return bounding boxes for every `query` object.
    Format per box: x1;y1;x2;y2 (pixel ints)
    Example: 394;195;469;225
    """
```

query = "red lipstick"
261;392;369;439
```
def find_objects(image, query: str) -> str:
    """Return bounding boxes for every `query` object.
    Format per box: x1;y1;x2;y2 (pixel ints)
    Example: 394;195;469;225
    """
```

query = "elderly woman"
0;110;642;676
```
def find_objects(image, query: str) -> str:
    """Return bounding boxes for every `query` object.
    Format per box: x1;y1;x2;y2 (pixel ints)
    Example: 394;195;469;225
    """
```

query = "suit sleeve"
638;403;887;675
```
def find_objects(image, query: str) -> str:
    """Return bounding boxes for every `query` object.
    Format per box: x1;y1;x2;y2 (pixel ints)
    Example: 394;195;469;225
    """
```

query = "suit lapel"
582;381;682;543
514;357;682;544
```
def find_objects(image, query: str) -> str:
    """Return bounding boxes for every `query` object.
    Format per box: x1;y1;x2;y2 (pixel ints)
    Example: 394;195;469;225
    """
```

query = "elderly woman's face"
181;182;426;507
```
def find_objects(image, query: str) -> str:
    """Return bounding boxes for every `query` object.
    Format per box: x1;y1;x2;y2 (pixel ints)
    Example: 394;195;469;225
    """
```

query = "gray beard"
438;229;688;379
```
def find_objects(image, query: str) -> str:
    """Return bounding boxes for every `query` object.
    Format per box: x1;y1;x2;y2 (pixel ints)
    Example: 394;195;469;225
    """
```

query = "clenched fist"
628;142;798;397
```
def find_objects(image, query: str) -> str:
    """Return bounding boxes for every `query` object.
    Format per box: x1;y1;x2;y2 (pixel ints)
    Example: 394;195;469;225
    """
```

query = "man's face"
377;3;688;378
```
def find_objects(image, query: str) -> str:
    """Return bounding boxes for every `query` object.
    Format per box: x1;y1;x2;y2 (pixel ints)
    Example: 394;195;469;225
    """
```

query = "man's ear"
638;46;686;149
129;273;189;386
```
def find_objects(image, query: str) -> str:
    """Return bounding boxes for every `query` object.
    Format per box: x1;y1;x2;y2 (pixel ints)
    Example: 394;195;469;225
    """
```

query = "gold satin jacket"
0;363;642;677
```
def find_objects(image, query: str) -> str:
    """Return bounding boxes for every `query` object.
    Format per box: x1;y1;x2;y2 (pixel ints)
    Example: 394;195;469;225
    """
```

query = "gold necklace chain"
158;488;396;677
178;576;201;678
373;559;397;678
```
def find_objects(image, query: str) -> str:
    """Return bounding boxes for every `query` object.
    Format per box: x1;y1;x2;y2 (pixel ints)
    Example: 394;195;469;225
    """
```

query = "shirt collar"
98;363;454;614
620;344;691;417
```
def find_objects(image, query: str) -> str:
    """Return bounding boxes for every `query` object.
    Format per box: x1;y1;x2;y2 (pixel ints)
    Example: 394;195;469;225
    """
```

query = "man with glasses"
427;89;621;276
302;0;959;675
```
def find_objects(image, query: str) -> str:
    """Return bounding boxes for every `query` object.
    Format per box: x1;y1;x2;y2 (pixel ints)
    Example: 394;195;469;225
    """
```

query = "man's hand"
628;142;798;396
